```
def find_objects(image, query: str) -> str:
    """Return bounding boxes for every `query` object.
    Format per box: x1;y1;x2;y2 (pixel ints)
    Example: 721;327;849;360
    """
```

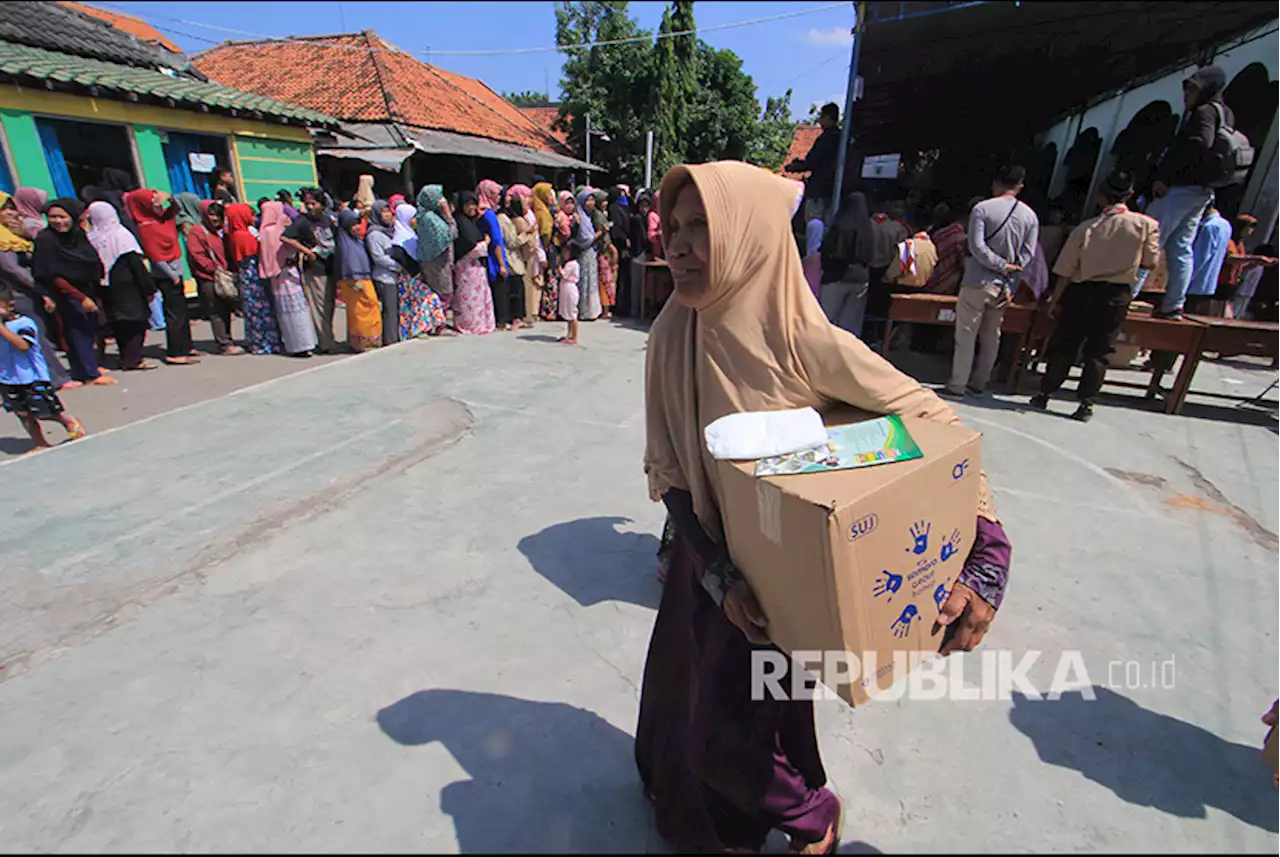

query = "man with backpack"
1146;65;1254;320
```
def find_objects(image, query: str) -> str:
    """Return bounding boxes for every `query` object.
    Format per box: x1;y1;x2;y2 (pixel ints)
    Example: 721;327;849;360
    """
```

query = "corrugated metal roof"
0;39;337;127
316;121;602;172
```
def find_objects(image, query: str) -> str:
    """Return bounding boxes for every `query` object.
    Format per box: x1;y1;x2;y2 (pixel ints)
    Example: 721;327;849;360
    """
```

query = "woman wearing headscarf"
86;200;157;371
390;201;448;338
186;201;243;355
173;193;204;236
224;202;284;355
388;193;406;210
451;190;495;336
498;188;537;328
608;187;632;314
507;184;542;325
475;179;514;330
365;199;404;346
123;188;198;365
639;162;1011;854
336;207;382;350
415;185;458;312
571;189;603;321
592;188;617;320
0;192;73;389
259;199;317;357
31;199;115;385
13;187;49;241
82;168;141;237
647;189;664;260
818;191;874;337
629;191;654;317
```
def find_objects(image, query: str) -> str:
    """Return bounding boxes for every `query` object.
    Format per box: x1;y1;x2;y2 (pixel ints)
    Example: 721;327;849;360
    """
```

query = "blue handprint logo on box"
907;520;930;555
939;528;962;562
933;578;952;612
872;570;903;602
891;604;919;639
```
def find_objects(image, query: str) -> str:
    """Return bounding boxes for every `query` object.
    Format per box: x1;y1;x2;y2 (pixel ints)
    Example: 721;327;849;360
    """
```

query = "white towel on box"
704;407;828;461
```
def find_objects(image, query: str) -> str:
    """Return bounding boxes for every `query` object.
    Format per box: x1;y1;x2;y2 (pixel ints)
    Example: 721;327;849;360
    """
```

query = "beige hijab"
644;161;997;540
355;175;376;210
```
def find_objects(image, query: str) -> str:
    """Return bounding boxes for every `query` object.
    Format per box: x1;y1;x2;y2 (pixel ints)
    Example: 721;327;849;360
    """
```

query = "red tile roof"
194;32;570;154
781;124;821;180
58;1;182;53
519;105;570;146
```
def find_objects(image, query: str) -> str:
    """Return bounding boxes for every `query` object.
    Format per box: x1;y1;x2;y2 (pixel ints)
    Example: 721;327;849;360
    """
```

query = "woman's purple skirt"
635;535;840;852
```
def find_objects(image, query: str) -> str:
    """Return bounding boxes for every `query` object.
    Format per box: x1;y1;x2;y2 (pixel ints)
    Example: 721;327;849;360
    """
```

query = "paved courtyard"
0;320;1276;852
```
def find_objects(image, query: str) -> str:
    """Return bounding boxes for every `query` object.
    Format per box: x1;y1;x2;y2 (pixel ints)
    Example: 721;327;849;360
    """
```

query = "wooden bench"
1153;315;1280;412
881;294;1038;387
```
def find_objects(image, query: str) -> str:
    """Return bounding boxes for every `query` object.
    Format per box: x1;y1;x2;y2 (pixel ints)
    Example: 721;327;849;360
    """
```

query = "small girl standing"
558;249;581;346
598;229;618;320
0;285;86;449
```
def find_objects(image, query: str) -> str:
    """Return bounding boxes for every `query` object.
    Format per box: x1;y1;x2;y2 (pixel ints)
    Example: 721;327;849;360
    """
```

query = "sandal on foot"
58;380;84;391
123;360;158;371
65;418;87;440
88;375;118;386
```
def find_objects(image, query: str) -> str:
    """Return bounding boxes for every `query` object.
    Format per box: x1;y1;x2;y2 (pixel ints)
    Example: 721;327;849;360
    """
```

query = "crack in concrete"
1172;458;1279;552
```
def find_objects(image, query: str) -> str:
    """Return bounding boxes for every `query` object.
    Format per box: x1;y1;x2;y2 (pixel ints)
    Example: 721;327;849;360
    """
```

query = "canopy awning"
315;121;602;173
407;127;603;172
852;1;1277;151
316;148;415;173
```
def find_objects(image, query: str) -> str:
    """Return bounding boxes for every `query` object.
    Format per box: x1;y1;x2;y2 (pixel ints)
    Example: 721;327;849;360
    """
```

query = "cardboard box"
717;408;981;706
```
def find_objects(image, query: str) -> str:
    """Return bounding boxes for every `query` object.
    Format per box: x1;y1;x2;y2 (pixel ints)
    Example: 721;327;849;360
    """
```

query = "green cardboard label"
754;415;923;477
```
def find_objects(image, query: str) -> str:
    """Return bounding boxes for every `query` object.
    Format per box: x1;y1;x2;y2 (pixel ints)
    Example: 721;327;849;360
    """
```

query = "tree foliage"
504;90;553;107
555;0;796;182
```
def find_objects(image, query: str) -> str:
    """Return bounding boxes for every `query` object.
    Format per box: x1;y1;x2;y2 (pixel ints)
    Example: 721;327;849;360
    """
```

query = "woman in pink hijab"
258;200;317;357
13;186;49;240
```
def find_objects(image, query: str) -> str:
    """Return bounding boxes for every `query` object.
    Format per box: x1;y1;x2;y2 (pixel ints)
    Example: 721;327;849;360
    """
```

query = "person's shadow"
1009;687;1278;832
377;689;656;853
518;516;662;610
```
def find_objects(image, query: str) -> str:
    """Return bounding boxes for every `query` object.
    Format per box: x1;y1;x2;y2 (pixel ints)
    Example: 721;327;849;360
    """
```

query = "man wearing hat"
1030;169;1159;422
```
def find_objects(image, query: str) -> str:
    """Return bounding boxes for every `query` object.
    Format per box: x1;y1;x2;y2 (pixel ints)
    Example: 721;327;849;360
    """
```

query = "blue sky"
105;1;856;121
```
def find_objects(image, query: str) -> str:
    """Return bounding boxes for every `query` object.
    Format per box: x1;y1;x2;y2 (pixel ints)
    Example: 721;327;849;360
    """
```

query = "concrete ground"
0;316;353;459
0;319;1275;853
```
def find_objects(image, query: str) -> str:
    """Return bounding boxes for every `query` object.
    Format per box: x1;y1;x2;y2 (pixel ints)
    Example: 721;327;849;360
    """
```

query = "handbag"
213;266;239;301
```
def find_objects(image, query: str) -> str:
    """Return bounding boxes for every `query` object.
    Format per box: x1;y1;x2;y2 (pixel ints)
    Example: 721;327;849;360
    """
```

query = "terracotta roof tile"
519;106;570;146
781;124;821;179
194;32;571;154
58;2;182;53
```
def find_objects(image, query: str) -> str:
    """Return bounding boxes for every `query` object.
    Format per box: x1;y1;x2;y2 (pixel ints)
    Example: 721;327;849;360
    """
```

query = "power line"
100;1;851;58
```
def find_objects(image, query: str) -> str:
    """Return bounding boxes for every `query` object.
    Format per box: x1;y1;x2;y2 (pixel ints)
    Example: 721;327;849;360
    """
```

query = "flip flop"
88;375;118;386
123;361;158;371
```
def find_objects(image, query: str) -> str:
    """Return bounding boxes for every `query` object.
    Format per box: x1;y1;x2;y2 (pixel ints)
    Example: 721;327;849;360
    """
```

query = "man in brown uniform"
1030;170;1159;422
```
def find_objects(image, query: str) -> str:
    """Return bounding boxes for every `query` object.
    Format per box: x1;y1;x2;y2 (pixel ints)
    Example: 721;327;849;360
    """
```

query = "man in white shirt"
945;164;1040;397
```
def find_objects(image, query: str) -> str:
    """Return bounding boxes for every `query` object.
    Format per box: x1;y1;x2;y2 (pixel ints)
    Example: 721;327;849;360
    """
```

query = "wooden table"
1153;315;1280;412
881;294;1038;387
637;259;673;320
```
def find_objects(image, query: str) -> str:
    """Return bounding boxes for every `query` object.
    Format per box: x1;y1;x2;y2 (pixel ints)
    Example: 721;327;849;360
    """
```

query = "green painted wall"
0;109;53;189
131;125;173;195
237;136;316;202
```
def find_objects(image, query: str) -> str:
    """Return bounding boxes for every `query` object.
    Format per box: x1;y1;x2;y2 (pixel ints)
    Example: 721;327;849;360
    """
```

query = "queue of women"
0;172;665;390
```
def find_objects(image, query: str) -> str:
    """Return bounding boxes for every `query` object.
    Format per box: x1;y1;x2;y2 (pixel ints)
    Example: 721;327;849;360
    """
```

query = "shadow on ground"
377;689;654;853
1009;687;1278;832
518;516;663;610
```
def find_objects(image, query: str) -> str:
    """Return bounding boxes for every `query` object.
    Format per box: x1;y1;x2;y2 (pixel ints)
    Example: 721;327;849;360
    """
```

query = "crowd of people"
795;65;1277;423
0;167;669;448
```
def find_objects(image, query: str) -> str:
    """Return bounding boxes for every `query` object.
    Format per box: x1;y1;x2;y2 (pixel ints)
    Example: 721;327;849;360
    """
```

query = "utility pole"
645;129;654;189
830;1;867;224
585;113;592;168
